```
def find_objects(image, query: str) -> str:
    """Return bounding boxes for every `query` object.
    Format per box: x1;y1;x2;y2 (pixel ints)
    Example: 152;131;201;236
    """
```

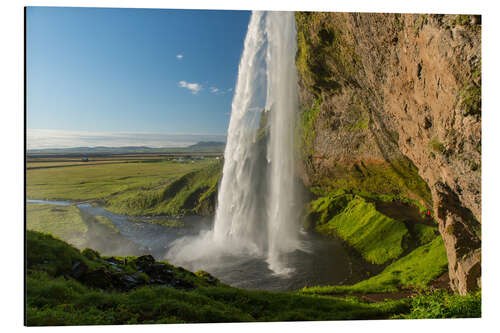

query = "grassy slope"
26;231;411;325
315;196;409;265
26;231;479;325
301;236;448;294
26;204;89;248
104;160;222;216
27;159;222;217
26;203;142;256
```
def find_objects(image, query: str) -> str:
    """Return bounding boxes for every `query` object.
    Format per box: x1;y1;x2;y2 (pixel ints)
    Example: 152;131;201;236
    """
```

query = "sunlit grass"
27;159;215;202
301;236;448;294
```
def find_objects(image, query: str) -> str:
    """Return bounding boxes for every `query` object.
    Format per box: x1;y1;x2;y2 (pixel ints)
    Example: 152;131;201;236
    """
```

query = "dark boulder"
80;268;114;289
111;273;143;291
143;263;174;282
70;261;88;279
133;255;155;270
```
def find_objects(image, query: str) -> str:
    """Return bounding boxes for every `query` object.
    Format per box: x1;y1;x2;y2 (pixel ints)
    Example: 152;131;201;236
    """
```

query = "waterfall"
212;11;302;274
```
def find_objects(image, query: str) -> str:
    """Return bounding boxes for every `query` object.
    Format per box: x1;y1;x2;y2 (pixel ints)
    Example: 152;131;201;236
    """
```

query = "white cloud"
176;54;183;59
210;87;219;94
227;88;233;92
27;129;226;150
178;81;202;95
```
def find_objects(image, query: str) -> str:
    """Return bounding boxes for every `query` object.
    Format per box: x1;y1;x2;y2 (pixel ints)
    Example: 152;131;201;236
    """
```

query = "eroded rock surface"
295;12;481;294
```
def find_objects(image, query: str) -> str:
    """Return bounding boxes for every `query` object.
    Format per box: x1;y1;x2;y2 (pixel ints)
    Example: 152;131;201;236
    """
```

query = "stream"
27;199;370;292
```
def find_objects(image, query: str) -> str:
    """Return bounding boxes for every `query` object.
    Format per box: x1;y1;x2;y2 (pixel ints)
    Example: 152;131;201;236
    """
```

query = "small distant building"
81;157;89;162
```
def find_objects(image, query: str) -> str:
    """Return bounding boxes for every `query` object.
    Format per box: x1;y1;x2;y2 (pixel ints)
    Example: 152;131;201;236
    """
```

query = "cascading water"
212;10;303;274
167;11;304;276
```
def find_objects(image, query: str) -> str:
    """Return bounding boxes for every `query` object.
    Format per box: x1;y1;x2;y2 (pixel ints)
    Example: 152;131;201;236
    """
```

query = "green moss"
304;189;353;230
298;97;322;159
295;12;360;96
460;82;481;117
414;224;439;246
315;158;432;206
453;15;471;27
344;119;369;131
302;236;448;294
429;137;446;154
393;14;404;32
315;196;409;265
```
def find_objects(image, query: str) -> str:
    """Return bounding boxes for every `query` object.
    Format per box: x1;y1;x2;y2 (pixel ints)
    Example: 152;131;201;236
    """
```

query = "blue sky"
26;7;251;148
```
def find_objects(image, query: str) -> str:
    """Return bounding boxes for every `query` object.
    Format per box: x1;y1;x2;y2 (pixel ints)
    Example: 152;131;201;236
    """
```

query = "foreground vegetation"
26;231;480;326
26;231;404;325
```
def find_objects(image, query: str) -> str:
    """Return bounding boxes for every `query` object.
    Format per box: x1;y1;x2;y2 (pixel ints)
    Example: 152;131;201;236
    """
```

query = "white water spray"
213;11;302;274
167;11;302;275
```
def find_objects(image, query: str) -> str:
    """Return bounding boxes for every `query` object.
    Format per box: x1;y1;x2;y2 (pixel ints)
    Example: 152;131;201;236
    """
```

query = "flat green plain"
27;158;216;202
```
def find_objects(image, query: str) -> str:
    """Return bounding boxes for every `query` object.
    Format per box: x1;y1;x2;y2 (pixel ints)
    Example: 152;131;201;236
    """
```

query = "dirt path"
328;272;451;303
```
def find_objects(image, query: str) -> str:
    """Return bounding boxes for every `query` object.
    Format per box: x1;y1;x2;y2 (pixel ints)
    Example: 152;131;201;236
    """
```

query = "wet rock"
133;255;155;269
108;263;124;272
143;263;174;281
112;273;143;291
104;257;124;265
80;268;114;289
70;261;88;279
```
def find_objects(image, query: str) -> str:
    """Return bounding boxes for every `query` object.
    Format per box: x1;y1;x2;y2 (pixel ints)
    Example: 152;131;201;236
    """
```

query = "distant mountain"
28;142;226;154
187;141;225;148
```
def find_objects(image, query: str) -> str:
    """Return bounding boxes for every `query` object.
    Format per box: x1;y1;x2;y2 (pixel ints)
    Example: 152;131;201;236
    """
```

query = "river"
27;199;371;292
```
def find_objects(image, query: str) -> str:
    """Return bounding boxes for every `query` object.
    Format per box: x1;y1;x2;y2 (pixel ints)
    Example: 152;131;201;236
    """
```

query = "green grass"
27;159;214;202
26;231;100;276
104;160;222;216
414;223;439;246
394;289;481;319
314;196;409;265
93;216;119;233
26;204;88;248
27;158;222;217
26;231;477;325
26;231;415;325
129;217;185;228
302;236;448;294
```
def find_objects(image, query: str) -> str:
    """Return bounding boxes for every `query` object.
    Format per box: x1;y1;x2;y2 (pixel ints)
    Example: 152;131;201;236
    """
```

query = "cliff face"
295;12;481;295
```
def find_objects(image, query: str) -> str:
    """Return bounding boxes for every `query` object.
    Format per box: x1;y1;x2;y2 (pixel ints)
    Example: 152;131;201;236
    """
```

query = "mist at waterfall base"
163;12;354;291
